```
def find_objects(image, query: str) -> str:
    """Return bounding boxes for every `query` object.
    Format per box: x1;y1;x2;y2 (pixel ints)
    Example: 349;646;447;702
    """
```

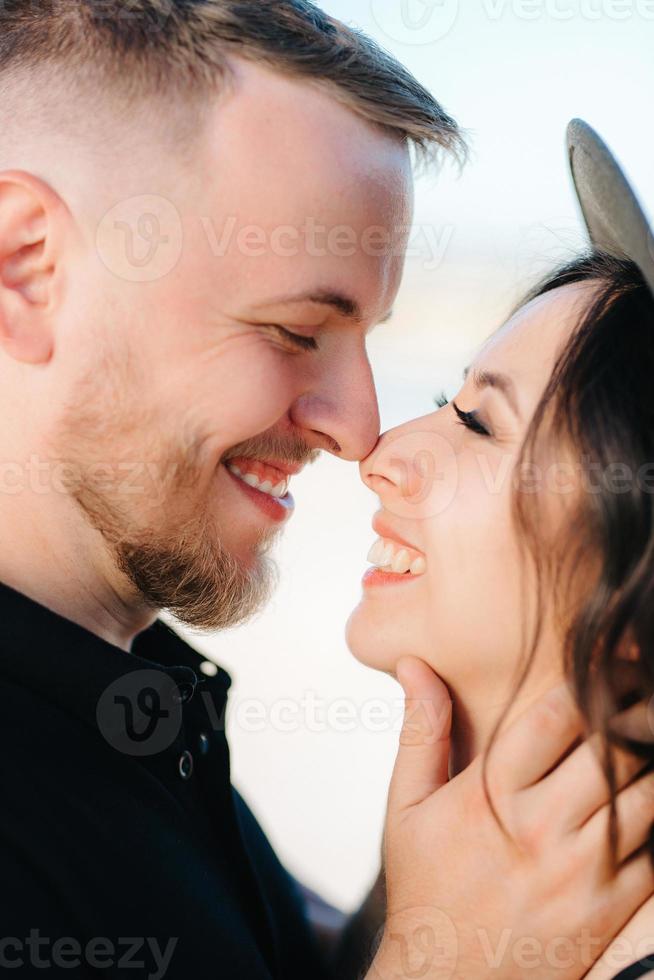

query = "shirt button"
198;732;210;755
173;681;195;704
178;750;194;780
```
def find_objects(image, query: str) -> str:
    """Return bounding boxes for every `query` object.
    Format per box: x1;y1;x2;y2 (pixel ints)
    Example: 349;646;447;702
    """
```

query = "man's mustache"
222;432;321;469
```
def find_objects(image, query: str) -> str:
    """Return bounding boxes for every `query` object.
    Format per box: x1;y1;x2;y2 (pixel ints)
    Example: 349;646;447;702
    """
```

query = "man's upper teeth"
366;536;426;575
228;464;288;498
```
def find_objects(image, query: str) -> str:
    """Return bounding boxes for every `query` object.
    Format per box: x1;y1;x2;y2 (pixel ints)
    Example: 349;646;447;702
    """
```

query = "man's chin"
114;532;279;633
173;558;278;632
64;453;281;631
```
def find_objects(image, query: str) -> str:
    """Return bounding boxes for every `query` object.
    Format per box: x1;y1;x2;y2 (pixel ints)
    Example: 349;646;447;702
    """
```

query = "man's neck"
0;491;157;652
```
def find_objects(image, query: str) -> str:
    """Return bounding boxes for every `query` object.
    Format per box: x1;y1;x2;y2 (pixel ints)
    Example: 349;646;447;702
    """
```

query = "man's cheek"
212;351;297;439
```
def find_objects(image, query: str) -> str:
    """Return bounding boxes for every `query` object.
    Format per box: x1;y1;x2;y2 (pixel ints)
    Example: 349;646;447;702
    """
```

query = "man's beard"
49;390;306;632
67;449;279;632
121;536;276;634
113;507;278;633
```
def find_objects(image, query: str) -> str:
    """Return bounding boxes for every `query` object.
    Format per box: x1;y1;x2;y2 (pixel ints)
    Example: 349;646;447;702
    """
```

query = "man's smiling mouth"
222;454;305;521
226;459;290;499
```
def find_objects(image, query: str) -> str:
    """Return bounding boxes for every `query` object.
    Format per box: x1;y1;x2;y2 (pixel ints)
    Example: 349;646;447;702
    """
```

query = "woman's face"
347;282;597;690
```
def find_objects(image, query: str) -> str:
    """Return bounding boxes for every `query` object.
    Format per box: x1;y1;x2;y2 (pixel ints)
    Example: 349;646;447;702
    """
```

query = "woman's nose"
360;426;422;499
360;419;458;520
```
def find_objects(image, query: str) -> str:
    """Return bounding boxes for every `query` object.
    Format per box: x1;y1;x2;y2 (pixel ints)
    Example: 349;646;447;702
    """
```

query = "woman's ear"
622;641;640;663
0;170;64;365
616;628;641;663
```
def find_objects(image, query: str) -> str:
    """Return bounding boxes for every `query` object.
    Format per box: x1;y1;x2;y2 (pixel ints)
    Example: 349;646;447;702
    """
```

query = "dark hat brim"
567;118;654;298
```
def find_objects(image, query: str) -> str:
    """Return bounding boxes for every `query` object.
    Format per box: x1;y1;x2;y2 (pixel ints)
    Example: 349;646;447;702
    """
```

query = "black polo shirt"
0;579;329;978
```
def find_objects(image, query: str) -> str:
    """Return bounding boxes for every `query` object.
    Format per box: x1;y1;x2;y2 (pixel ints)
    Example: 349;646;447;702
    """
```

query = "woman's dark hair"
487;250;654;868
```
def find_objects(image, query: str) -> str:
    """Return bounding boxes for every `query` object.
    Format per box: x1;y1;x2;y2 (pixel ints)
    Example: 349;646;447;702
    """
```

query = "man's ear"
0;170;65;365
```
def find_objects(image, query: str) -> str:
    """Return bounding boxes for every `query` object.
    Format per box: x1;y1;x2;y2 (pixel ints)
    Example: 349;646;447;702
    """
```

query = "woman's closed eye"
434;392;492;438
453;401;491;437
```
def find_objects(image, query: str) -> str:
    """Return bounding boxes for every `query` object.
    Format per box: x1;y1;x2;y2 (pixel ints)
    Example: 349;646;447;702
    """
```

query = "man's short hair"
0;0;465;168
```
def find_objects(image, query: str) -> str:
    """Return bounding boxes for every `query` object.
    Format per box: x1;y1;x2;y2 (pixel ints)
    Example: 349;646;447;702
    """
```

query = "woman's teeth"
366;537;426;576
227;463;289;499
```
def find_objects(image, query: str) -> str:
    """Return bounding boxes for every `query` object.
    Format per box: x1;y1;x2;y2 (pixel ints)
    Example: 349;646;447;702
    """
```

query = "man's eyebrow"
259;290;364;322
463;366;521;419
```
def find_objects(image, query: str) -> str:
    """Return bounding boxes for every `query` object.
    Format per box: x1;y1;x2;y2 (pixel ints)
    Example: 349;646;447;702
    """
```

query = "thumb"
388;655;452;815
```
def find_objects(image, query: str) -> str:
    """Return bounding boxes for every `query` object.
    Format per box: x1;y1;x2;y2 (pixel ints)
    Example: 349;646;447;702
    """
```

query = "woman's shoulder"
584;894;654;980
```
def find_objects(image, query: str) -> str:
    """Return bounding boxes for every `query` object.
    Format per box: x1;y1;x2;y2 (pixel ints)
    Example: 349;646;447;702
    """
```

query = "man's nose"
289;349;380;461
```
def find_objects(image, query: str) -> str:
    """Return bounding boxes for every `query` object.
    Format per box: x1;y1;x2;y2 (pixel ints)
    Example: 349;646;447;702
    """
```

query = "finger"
610;700;654;744
600;847;654;937
489;682;583;792
581;769;654;865
387;656;452;814
529;731;650;832
582;847;654;972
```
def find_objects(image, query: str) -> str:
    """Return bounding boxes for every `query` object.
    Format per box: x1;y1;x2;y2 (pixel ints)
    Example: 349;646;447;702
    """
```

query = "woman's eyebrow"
463;366;521;419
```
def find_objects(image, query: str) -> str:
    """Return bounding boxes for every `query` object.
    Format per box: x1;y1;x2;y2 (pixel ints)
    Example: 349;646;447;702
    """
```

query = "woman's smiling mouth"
366;537;426;576
363;513;427;587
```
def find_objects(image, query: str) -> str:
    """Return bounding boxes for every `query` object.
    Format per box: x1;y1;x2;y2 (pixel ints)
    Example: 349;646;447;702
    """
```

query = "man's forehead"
202;59;414;206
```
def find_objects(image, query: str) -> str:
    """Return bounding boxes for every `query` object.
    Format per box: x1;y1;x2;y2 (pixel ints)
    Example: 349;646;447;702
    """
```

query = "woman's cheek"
423;464;519;655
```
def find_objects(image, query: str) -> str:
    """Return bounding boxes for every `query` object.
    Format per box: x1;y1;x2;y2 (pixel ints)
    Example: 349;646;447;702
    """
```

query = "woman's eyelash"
435;390;491;437
452;401;491;437
269;325;318;352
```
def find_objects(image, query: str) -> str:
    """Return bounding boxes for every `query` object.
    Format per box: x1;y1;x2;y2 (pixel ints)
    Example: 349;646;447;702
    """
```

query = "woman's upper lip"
372;513;421;554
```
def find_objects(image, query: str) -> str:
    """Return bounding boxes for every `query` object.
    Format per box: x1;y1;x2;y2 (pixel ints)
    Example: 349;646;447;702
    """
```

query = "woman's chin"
345;605;409;674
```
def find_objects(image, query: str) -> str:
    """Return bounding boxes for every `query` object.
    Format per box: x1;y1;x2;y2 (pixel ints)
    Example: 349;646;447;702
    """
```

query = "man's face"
48;59;414;630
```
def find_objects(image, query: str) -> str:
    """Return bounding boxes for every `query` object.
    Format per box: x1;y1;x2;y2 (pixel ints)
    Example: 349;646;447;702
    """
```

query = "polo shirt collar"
0;577;232;750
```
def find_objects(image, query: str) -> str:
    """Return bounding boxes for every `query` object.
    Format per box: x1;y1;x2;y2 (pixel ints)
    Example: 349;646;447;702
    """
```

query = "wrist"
366;906;459;980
